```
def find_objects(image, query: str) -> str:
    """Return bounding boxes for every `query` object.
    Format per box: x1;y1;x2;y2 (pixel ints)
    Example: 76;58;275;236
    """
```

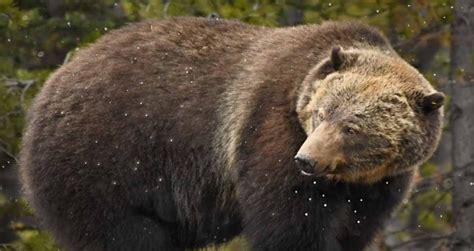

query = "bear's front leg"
237;169;347;251
339;174;413;250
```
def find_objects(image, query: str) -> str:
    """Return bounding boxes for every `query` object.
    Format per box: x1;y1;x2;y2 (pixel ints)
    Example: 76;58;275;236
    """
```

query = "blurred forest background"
1;0;473;250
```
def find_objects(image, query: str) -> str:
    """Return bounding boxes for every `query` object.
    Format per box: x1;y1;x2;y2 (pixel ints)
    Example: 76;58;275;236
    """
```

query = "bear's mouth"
299;165;333;177
300;170;314;176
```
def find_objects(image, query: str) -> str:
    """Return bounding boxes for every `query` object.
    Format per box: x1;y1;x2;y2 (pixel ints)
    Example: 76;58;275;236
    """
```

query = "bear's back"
20;16;264;184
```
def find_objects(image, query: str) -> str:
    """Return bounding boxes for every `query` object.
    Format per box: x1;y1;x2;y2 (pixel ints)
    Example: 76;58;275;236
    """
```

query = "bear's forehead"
328;52;430;88
322;72;430;105
321;91;412;119
325;85;407;106
328;72;422;93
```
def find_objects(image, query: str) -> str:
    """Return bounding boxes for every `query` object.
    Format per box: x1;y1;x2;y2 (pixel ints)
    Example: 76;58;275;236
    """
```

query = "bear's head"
295;47;444;184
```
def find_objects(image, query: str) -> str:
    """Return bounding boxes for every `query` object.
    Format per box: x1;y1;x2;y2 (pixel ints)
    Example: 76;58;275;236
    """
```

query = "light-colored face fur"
295;48;444;184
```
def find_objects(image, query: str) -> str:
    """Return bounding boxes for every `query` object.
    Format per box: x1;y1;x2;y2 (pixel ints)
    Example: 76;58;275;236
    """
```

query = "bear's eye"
343;126;357;135
318;112;325;121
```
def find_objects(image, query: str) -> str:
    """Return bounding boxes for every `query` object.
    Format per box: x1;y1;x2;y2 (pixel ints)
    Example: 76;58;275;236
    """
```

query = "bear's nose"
294;155;317;176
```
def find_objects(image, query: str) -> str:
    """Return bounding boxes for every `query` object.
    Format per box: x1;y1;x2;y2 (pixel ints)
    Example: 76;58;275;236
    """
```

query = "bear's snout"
296;121;344;176
294;155;317;176
294;154;331;176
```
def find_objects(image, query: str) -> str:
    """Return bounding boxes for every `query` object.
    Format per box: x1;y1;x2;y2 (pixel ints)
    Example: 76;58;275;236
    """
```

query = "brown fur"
19;17;443;250
295;48;443;184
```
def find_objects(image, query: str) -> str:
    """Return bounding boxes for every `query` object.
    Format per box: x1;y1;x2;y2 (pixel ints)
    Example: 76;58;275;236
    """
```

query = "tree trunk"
284;0;304;26
450;0;474;250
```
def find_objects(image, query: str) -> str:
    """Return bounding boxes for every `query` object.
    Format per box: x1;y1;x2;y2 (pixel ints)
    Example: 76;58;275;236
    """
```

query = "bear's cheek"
341;134;370;159
341;135;393;168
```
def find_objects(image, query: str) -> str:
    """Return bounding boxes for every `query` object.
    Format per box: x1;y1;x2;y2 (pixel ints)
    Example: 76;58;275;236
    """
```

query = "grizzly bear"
19;17;444;251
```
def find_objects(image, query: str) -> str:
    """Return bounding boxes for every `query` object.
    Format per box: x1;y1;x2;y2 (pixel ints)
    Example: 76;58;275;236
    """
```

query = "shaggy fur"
19;17;443;251
295;47;443;183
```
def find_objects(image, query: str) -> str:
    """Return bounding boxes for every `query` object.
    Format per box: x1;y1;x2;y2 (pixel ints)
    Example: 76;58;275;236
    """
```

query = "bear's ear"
330;46;344;71
419;92;445;113
313;46;355;79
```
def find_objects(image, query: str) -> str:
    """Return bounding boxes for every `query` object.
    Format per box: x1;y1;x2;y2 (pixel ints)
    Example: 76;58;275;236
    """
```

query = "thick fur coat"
19;17;443;250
